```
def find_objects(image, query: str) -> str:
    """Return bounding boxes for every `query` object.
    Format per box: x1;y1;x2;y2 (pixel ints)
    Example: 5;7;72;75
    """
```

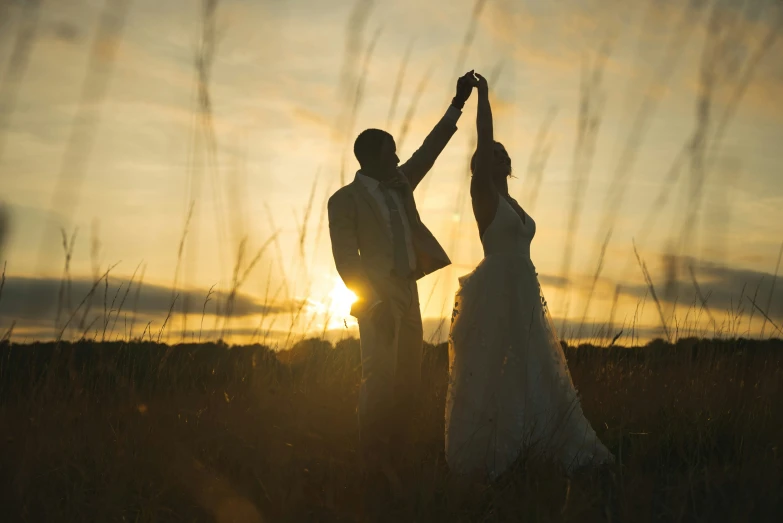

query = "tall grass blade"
760;241;783;338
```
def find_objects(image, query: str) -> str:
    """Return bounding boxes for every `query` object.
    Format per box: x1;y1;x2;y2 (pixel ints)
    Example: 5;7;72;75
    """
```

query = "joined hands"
452;70;476;109
452;70;488;109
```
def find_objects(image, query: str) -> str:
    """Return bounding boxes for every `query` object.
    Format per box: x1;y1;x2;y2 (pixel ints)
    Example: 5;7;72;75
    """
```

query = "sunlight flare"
328;278;358;316
304;277;359;330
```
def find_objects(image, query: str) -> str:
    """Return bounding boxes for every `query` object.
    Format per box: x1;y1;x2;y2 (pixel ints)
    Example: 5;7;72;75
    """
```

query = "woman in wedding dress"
445;73;614;479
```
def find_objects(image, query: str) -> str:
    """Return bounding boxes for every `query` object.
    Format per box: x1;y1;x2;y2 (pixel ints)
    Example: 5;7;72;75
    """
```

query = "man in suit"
328;71;475;473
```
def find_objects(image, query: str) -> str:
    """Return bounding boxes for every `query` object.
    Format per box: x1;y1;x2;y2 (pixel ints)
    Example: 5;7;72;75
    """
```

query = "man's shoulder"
328;183;357;207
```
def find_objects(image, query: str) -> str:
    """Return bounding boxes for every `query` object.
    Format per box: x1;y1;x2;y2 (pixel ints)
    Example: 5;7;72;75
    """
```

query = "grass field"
1;336;781;522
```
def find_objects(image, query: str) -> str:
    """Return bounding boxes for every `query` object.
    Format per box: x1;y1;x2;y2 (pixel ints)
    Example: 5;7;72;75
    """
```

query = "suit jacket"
328;111;457;317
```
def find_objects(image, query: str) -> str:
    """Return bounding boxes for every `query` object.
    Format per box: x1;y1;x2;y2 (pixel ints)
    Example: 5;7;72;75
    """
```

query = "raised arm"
470;73;499;236
327;191;378;317
399;71;475;190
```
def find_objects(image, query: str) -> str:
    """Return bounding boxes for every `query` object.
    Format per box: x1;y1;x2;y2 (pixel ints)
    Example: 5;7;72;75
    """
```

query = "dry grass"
558;35;612;331
520;106;557;214
0;336;781;522
0;0;43;161
33;0;131;277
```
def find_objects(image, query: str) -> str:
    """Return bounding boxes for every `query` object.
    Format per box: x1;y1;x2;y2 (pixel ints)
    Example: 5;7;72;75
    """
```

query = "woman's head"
470;141;512;181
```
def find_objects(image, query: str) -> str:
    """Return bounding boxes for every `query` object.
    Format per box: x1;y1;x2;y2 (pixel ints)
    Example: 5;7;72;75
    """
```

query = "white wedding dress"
445;197;613;479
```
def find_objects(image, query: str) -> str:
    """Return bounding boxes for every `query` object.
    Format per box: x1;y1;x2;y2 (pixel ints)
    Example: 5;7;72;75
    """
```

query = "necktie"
379;182;412;279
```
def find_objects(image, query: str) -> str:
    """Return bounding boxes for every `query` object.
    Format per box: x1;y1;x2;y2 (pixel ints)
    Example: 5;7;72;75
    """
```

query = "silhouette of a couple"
328;71;613;488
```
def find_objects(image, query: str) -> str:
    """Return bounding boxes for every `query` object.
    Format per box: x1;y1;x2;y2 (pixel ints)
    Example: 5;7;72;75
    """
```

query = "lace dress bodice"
481;197;536;259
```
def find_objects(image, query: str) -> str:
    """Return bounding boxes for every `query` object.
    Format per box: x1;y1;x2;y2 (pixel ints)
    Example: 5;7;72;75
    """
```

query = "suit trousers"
356;275;423;465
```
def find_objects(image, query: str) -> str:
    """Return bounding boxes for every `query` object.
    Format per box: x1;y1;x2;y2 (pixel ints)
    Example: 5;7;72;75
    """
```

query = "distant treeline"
1;336;781;402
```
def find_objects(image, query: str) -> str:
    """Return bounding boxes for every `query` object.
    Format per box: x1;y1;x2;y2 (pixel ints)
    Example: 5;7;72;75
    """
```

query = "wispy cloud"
0;276;282;323
618;257;783;321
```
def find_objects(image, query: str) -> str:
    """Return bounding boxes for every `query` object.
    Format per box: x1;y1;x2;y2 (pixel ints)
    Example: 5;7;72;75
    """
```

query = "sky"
0;0;782;347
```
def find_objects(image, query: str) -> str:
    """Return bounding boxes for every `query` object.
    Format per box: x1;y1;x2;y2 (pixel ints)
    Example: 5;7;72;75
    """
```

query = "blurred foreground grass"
0;337;781;522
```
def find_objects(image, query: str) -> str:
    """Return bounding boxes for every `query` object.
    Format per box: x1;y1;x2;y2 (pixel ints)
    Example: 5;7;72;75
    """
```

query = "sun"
327;278;358;319
302;277;359;331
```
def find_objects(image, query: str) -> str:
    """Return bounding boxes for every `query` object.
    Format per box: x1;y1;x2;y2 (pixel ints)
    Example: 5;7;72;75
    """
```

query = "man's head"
354;129;399;179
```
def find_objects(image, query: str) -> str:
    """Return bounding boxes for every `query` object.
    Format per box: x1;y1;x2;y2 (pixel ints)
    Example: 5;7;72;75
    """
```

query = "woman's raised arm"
470;73;499;236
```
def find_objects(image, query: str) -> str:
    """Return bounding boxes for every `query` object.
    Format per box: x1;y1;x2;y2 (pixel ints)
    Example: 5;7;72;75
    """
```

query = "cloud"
290;106;340;138
551;315;664;345
0;275;283;323
0;202;9;259
48;20;83;44
539;272;570;288
617;258;783;321
420;313;662;346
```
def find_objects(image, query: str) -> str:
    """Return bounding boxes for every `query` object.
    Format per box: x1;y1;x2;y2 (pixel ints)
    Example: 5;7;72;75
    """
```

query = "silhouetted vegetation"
1;337;781;521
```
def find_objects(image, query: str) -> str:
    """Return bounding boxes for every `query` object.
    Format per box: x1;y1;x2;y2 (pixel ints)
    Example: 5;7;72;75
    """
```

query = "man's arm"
327;191;379;317
398;71;475;191
398;106;461;191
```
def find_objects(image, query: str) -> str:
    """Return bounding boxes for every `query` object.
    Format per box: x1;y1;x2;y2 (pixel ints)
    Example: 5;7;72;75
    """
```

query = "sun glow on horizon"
328;279;358;327
303;277;359;331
